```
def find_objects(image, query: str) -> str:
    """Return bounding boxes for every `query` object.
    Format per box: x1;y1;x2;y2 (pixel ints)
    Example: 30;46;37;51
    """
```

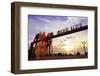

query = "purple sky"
28;15;88;46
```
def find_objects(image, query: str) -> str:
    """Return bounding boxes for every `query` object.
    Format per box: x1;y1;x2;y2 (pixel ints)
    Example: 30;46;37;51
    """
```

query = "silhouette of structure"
33;25;87;43
28;25;88;60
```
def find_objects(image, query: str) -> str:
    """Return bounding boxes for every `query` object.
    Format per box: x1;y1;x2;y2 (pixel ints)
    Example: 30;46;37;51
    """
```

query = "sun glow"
52;30;88;54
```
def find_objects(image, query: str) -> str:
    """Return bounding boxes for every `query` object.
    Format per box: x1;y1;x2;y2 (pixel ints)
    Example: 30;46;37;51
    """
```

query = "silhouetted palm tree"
81;41;86;54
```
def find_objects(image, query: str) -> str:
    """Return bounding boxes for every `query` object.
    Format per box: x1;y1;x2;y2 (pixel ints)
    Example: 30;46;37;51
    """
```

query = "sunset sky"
28;15;88;54
52;30;88;54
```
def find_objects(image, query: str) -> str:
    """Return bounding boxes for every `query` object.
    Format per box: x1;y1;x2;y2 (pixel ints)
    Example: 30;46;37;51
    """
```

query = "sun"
62;44;74;52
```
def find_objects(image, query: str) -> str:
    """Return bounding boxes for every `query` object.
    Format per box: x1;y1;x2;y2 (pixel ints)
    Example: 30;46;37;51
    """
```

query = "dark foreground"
29;54;88;61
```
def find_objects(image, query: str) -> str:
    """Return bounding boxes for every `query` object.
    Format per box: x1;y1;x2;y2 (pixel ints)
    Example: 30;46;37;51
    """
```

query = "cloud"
28;15;88;45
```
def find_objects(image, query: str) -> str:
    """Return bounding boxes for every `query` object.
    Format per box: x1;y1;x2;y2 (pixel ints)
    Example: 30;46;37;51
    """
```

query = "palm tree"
81;41;86;54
